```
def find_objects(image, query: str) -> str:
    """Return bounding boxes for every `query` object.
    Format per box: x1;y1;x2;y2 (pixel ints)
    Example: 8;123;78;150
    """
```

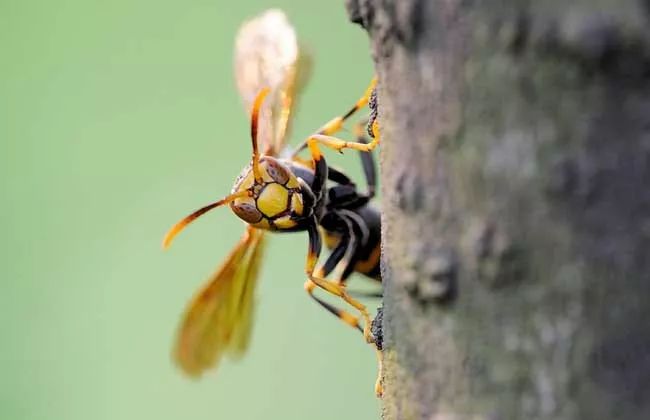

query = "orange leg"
292;77;379;157
303;223;374;344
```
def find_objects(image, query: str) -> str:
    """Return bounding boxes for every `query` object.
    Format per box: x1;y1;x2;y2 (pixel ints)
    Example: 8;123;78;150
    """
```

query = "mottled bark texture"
346;1;650;419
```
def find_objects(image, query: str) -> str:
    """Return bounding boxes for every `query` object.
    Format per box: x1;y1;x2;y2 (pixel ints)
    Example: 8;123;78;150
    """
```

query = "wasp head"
230;156;304;230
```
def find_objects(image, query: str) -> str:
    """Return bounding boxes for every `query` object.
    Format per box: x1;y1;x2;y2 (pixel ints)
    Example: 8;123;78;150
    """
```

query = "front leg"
292;77;378;157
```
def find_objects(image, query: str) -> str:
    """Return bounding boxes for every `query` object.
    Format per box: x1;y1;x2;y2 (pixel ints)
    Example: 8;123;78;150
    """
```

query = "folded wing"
234;9;311;156
174;227;266;376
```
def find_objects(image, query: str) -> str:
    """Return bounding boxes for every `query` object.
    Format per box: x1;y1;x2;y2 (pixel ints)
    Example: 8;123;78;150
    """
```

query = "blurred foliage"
0;1;378;419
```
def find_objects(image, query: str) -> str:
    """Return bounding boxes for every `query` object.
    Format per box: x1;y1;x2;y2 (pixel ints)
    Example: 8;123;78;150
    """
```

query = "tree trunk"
346;1;650;419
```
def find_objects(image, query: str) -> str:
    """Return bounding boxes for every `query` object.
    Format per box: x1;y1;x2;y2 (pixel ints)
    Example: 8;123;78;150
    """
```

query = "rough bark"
346;1;650;419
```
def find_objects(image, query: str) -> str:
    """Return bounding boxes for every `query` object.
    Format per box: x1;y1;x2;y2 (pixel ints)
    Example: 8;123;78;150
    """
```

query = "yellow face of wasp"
230;156;304;230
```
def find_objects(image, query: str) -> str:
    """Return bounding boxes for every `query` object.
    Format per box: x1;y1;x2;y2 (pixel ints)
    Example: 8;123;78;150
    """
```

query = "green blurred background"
0;1;378;419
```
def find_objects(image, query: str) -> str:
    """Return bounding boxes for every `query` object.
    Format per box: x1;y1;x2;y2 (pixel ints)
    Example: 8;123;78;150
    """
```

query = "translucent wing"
174;227;266;376
234;9;311;156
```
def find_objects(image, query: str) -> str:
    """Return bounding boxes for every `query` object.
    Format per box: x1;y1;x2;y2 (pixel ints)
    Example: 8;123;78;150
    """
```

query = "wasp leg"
315;122;377;210
310;146;328;200
303;122;373;340
326;165;355;185
307;217;384;397
303;133;379;210
375;348;384;397
292;77;378;157
352;122;377;199
305;216;384;397
304;221;358;326
304;220;374;344
308;294;363;332
308;214;361;329
303;80;380;156
306;131;380;156
321;122;376;200
315;76;377;136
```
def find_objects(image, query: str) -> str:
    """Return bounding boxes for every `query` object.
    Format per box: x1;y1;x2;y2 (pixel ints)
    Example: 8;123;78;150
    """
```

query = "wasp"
162;9;383;396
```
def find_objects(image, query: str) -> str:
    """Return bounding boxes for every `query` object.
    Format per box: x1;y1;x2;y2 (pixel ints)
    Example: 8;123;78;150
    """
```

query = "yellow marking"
375;349;384;398
355;76;377;111
308;134;378;154
307;138;322;161
286;173;300;189
313;266;325;278
251;218;271;230
354;242;381;274
371;119;380;140
321;229;341;250
233;168;255;193
304;279;316;293
290;192;303;216
257;183;289;217
305;250;318;273
272;215;297;230
259;165;275;183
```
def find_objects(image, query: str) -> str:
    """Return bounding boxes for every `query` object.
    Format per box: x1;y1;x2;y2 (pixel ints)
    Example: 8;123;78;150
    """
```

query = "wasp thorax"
229;156;304;230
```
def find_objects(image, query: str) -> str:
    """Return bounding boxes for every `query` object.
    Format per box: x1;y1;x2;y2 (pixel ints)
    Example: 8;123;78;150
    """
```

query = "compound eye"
263;157;290;184
230;201;263;224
